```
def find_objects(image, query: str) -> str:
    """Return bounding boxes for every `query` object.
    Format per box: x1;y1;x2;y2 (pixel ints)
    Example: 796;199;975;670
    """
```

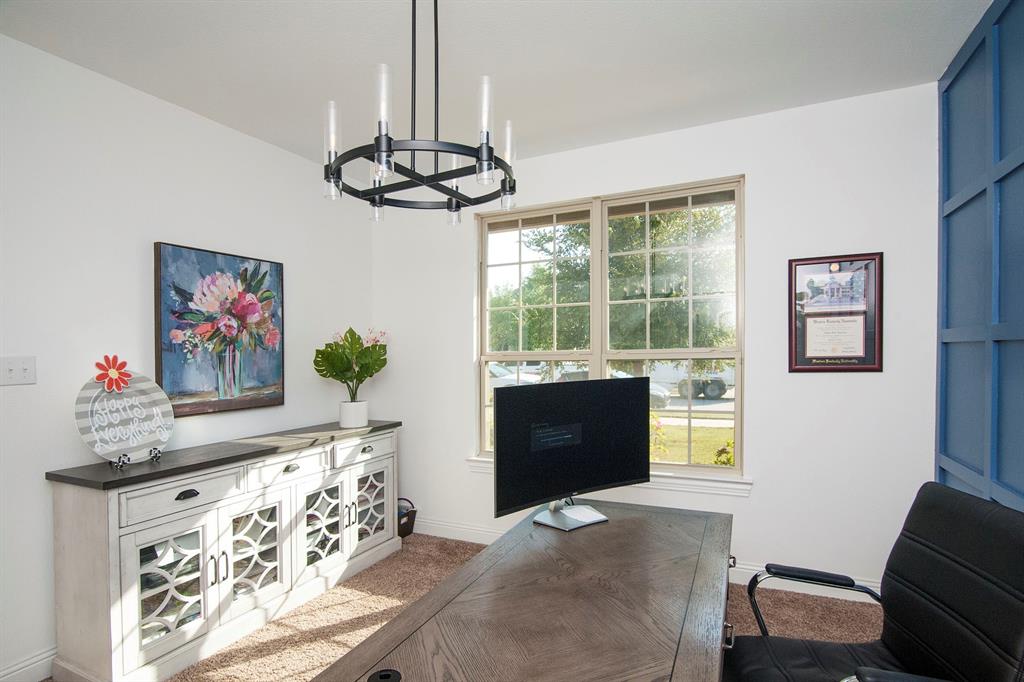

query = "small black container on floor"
397;497;417;538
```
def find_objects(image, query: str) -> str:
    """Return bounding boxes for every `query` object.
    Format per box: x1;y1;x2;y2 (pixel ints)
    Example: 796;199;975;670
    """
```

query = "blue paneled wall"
938;0;1024;510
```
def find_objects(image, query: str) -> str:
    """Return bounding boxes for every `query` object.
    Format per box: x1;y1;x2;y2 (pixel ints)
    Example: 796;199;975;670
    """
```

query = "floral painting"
155;242;284;416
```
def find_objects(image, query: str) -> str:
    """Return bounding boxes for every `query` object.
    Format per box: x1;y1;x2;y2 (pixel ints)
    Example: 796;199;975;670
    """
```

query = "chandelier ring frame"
326;139;514;211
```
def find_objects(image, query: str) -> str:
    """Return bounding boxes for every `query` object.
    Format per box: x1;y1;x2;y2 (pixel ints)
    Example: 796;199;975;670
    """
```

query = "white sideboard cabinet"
45;420;402;682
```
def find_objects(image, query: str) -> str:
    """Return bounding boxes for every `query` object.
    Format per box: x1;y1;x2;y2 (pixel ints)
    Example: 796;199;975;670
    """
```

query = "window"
480;178;743;472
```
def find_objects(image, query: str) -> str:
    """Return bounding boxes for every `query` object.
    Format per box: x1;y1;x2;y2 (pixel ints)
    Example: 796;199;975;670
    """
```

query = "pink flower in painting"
265;325;281;349
216;315;239;337
169;329;186;343
231;292;263;324
190;272;239;313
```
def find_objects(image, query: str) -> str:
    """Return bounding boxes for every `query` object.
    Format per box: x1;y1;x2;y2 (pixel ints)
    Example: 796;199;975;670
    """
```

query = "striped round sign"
75;374;174;463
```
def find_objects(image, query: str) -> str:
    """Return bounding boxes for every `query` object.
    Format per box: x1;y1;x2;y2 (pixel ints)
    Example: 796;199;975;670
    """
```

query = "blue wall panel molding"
938;0;1024;511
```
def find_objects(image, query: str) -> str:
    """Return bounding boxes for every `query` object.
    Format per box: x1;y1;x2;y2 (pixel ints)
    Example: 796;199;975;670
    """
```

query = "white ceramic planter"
340;400;369;428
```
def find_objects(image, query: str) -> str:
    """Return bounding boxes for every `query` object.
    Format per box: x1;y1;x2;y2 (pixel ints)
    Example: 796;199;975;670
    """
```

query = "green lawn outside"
653;423;734;466
653;409;733;421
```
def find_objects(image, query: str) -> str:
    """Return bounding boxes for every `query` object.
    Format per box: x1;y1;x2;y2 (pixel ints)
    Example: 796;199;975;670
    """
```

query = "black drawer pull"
361;445;374;453
174;488;200;501
283;463;300;473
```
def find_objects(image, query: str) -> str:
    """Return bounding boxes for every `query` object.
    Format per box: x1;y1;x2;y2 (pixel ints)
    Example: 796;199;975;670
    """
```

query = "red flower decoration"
94;354;133;393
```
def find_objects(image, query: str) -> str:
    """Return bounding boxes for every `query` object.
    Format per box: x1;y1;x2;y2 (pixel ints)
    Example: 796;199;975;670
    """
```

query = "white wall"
369;84;938;590
0;35;939;679
0;36;371;680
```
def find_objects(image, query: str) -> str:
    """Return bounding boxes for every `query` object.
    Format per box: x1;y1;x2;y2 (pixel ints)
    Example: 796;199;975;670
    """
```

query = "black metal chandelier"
322;0;516;224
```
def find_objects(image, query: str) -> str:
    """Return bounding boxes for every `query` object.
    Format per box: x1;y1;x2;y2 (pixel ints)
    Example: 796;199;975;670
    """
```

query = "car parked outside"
647;363;736;400
556;370;671;409
488;363;542;389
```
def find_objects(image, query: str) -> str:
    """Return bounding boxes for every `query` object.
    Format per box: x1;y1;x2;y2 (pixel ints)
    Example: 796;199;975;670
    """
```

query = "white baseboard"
415;517;882;604
413;516;505;545
0;646;55;682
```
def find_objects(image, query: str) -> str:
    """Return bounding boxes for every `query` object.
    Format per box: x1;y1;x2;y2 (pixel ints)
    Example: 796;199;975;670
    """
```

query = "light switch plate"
1;356;37;385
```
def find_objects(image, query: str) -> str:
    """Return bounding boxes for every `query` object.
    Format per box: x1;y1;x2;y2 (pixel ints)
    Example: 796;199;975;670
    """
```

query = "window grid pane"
482;183;740;470
607;194;736;352
486;214;592;354
606;358;736;467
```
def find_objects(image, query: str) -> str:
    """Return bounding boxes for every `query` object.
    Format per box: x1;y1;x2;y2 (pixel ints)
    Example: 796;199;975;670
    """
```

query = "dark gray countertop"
45;420;402;490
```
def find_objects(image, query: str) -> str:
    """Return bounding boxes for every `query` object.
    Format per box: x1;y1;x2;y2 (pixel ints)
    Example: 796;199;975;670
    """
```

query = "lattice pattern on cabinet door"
356;471;386;542
138;529;203;647
231;504;280;600
305;484;343;566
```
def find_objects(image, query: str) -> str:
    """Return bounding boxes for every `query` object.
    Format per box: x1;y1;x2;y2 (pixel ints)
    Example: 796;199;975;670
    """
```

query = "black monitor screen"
494;377;650;517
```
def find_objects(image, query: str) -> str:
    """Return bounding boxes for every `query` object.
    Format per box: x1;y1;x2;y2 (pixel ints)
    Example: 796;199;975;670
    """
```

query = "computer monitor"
493;377;650;531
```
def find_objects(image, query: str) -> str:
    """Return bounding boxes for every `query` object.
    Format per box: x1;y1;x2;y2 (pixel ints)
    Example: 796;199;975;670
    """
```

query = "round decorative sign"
75;357;174;466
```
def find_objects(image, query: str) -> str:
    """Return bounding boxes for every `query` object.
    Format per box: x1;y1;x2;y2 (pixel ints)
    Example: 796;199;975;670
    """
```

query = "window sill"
467;456;497;474
466;456;752;498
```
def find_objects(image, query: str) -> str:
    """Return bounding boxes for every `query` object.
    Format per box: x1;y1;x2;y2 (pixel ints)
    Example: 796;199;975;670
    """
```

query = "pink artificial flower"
169;329;185;343
216;315;239;337
189;272;239;313
265;325;281;349
231;292;264;324
363;328;388;345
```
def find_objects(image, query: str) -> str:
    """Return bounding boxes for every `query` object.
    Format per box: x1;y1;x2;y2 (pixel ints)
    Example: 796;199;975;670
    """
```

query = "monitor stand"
533;499;608;532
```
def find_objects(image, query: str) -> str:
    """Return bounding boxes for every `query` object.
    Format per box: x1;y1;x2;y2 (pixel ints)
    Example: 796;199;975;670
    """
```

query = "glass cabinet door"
120;513;216;672
295;472;348;584
349;459;394;557
217;489;292;623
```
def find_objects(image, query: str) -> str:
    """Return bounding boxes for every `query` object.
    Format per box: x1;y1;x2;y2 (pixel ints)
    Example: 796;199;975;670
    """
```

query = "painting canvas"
155;242;284;416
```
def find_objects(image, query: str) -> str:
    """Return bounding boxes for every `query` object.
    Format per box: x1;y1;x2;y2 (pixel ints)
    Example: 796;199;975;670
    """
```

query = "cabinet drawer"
246;446;330;489
119;468;244;527
334;433;395;468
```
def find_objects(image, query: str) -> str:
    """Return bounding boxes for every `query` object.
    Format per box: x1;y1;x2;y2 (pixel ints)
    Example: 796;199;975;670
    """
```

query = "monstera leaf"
313;328;388;401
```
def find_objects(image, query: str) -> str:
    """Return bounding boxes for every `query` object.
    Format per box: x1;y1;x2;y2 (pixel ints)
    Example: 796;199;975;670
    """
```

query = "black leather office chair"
723;482;1024;682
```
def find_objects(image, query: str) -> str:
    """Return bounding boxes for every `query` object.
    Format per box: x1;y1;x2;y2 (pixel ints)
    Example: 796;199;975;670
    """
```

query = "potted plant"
313;328;388;428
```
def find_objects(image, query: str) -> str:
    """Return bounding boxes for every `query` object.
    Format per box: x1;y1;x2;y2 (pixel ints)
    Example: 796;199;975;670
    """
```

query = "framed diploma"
789;252;882;372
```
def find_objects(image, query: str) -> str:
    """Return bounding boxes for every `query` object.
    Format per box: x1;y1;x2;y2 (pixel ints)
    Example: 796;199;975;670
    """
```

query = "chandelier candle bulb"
323;100;340;200
478;75;493;141
376;64;392;135
448;153;459;190
370;178;384;222
374;64;395;180
504;119;515;164
476;75;496;186
501;191;515;211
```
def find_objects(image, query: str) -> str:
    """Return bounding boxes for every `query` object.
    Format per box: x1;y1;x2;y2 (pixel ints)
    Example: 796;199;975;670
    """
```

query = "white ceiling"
0;0;989;164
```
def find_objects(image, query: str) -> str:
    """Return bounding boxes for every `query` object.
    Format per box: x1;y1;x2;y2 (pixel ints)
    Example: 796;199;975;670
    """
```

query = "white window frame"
477;176;745;478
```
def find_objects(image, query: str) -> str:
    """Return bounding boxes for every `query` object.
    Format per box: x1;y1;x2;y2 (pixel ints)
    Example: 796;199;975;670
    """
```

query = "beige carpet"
171;535;481;682
168;533;882;681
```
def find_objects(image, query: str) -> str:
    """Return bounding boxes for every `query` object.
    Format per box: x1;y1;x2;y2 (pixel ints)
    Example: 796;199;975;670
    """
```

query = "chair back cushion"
881;482;1024;681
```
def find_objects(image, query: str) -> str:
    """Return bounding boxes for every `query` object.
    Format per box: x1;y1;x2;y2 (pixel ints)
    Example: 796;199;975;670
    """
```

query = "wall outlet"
1;356;37;386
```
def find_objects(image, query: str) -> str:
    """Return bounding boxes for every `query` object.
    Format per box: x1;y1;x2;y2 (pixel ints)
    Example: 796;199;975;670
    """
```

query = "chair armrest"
855;667;951;682
766;563;856;588
746;564;882;636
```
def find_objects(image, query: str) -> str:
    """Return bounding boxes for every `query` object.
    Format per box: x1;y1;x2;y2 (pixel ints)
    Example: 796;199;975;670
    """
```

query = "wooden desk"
316;500;733;682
